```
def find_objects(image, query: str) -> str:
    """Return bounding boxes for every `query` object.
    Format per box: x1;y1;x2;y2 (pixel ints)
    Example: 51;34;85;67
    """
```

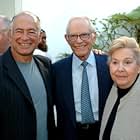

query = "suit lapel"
34;56;52;106
94;54;106;119
3;49;33;105
63;55;77;122
34;56;48;89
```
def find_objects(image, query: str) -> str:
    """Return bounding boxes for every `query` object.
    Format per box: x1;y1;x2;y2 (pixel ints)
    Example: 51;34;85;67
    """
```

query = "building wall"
0;0;22;19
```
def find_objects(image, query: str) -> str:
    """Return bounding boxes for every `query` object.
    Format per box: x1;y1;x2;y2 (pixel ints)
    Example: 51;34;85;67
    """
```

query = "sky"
22;0;140;61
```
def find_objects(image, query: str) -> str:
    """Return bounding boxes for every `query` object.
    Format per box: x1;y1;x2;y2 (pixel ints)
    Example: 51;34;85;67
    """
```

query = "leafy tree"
92;6;140;51
58;6;140;59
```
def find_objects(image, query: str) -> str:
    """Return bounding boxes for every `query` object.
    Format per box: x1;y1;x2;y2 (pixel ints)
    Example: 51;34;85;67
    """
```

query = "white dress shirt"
72;51;99;122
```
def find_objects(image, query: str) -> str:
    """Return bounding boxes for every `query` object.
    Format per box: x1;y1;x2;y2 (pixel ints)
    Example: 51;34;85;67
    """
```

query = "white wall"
0;0;22;18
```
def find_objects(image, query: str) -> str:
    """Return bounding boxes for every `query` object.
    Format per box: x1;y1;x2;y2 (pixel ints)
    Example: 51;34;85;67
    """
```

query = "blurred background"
0;0;140;62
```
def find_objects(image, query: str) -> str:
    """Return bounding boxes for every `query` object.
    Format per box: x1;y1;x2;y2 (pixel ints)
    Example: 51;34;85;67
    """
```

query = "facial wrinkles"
110;57;139;88
68;20;94;60
14;23;38;43
11;16;39;52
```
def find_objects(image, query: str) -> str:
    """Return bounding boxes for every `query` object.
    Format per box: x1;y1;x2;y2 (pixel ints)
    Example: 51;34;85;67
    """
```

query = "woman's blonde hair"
108;36;140;65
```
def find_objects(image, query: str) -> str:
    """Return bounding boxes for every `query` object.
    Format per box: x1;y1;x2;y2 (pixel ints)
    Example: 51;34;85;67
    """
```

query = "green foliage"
92;6;140;51
58;6;140;59
127;6;140;20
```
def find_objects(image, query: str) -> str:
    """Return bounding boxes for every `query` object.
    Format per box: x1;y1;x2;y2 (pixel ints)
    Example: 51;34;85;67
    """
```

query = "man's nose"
76;35;83;42
22;32;30;40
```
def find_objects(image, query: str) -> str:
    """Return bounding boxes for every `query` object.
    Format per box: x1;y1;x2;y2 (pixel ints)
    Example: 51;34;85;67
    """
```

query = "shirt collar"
72;51;96;68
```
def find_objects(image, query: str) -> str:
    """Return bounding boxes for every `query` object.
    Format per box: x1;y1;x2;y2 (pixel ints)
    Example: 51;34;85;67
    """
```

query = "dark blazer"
53;54;113;140
0;48;56;140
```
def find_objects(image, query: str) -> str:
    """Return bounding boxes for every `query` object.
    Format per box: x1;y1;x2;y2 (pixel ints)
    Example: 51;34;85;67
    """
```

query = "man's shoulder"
53;55;72;66
34;54;51;61
94;53;108;61
34;55;52;68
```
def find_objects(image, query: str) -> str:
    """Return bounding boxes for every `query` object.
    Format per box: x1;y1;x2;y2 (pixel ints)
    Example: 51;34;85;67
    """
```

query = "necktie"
81;61;95;124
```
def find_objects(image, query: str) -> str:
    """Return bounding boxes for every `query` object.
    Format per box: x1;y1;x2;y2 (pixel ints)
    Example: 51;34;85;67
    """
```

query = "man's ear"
91;32;96;43
39;31;42;43
64;34;68;42
138;66;140;74
92;32;96;38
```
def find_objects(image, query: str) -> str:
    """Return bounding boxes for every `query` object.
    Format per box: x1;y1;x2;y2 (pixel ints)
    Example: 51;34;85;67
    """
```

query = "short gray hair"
65;16;96;34
10;11;41;32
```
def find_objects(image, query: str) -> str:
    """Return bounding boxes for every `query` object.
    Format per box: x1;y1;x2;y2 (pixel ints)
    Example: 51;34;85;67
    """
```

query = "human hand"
93;49;105;55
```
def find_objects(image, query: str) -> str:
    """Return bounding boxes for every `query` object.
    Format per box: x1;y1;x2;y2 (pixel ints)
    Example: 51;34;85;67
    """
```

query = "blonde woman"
99;36;140;140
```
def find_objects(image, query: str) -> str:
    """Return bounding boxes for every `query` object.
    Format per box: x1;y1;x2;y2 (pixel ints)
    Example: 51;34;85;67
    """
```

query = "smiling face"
65;18;96;61
9;13;41;62
109;48;140;89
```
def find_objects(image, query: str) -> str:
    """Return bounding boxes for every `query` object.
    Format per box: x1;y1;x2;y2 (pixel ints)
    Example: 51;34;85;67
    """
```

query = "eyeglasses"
67;33;91;42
